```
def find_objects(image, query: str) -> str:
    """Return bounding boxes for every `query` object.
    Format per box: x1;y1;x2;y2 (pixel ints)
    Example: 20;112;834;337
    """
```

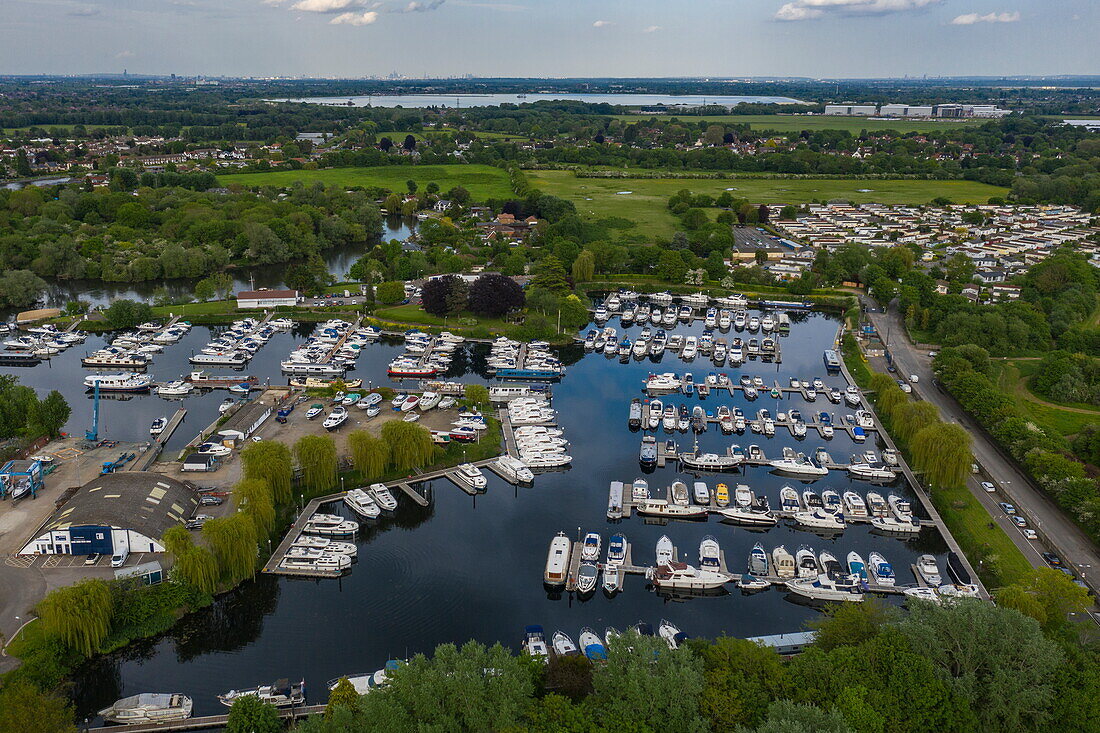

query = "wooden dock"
86;704;325;733
156;408;187;445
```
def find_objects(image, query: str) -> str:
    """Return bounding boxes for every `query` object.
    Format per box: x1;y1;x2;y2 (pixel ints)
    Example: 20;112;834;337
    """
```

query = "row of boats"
608;477;918;534
644;371;862;407
632;398;872;440
387;330;465;378
523;620;688;663
507;397;572;468
3;322;88;363
485;336;564;380
598;289;746;313
283;319;382;376
588;326;781;365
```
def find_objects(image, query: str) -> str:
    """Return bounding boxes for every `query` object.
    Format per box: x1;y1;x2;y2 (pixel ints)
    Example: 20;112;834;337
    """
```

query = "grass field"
996;361;1100;437
221;164;513;199
607;114;985;133
527;169;1007;238
931;484;1034;589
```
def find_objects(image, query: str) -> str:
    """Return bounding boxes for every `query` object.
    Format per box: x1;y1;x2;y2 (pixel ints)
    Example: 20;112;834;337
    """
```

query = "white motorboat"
888;494;912;521
649;562;730;591
692;481;710;504
302;513;359;537
156;380;194;397
291;536;357;558
635;500;709;520
848;463;897;481
83;373;153;392
821;489;842;515
916;554;943;586
792;510;845;532
680;451;741;471
631;478;651;501
656;535;674;565
844;385;862;407
328;661;399;695
770;447;829;478
149;417;167;436
195;442;231;457
903;587;942;605
344;488;380;519
544;532;571;586
495;455;534;484
581;532;601;562
847;551;867;581
772;545;796;579
99;694;193;724
779;485;802;513
842;491;868;517
787;574;864;603
576;563;598;594
868;552;895;586
323;406;349;431
658;619;687;649
699;535;721;568
523;626;549;660
712;506;778;527
454;463;488;491
552;630;580;656
606;534;627;565
218;679;306;708
669;480;689;506
795;546;818;578
866;491;889;517
733;484;753;507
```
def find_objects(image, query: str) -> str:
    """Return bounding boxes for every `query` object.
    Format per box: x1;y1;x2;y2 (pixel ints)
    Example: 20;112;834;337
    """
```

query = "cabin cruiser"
495;455;534;484
916;554;942;586
635;499;708;520
523;626;549;660
323;406;349;431
649;561;730;592
772;546;796;579
787;574;864;603
682;336;698;360
552;631;580;657
848;461;897;482
866;491;891;517
646;373;681;392
870;515;921;534
847;551;867;582
868;552;895;586
83;373;153;392
218;679;306;708
844;385;862;407
291;536;357;558
545;532;571;586
576;563;598;594
821;489;842;515
669;480;689;506
607;534;627;565
795;546;818;578
699;536;721;569
99;694;193;724
792;510;845;532
842;491;868;517
779;485;802;513
581;532;601;562
656;535;674;565
303;513;359;537
631;478;651;502
692;481;710;504
801;489;824;512
819;551;844;580
888;494;912;521
454;463;488;491
680;450;741;471
770;447;829;478
639;436;658;467
369;484;398;511
748;543;769;576
713;505;778;527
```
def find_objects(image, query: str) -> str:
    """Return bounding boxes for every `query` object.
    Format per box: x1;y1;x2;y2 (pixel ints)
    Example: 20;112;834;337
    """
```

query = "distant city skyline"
1;0;1096;78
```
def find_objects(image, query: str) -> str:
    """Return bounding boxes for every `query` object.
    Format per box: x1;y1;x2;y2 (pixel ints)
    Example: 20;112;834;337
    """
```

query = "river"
270;93;806;108
0;307;951;721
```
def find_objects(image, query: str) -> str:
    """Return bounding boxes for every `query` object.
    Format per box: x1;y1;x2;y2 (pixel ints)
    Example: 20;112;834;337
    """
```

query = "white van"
110;549;129;568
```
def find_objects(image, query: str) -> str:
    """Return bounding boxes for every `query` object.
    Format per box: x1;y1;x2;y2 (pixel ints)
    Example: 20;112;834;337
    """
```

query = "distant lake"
271;93;806;109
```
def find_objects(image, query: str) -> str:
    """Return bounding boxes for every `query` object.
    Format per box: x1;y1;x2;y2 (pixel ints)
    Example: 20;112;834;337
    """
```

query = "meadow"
220;164;514;199
526;170;1008;238
607;114;985;133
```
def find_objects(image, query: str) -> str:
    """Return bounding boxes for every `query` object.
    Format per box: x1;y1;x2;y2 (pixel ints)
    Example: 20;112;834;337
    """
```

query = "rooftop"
43;472;197;539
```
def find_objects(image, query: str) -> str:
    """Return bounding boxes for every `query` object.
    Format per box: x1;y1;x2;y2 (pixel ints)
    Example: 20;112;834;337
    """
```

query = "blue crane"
85;379;100;442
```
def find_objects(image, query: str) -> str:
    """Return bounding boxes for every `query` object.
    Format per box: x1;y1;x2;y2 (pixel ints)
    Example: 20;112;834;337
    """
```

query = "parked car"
999;502;1016;515
1041;552;1063;568
110;550;128;568
909;374;919;383
897;380;911;394
1012;516;1028;528
928;351;938;357
84;553;100;566
200;495;223;506
981;481;996;493
1022;529;1038;540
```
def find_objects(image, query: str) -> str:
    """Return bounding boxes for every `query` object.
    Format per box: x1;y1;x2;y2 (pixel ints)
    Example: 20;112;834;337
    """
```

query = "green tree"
31;390;70;437
808;598;899;652
691;636;792;729
193;277;216;302
590;633;707;732
375;280;406;305
14;148;32;177
911;422;972;489
571;250;595;282
890;401;940;443
739;700;853;733
37;578;113;656
201;512;258;582
380;421;436;472
233;478;276;537
101;299;153;329
656;249;688;283
529;255;571;294
224;695;282;733
0;270;48;308
996;567;1092;633
347;430;390;479
210;272;234;301
162;525;219;593
294;435;338;491
558;294;590;330
240;441;293;505
326;677;360;717
0;680;77;733
464;384;490;407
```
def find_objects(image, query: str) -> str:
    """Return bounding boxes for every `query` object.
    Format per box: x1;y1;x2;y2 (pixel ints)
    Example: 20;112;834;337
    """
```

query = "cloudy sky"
1;0;1096;78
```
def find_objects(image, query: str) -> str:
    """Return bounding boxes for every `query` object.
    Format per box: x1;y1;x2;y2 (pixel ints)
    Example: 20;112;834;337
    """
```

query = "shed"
217;402;273;443
181;453;218;472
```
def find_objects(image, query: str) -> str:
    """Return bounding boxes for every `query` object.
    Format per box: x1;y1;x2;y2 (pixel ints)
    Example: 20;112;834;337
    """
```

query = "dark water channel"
8;308;951;719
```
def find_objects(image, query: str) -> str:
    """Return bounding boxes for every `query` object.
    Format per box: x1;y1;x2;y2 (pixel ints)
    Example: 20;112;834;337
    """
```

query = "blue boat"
495;368;562;381
823;350;841;372
580;627;607;661
818;411;832;426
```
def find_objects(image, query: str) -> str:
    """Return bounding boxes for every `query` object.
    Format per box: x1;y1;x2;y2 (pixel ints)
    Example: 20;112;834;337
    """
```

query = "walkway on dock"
86;704;325;733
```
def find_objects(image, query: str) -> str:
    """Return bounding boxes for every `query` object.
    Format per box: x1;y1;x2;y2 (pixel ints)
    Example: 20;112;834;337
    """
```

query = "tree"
899;599;1063;730
741;700;853;733
162;525;219;593
403;135;417;152
890;401;940;443
193;277;216;302
225;695;282;733
571;250;595;282
590;633;707;732
32;390;70;437
201;512;258;582
464;384;490;407
656;249;688;283
911;422;972;489
381;421;436;472
544;654;593;702
808;598;898;652
558;294;590;330
294;435;338;491
37;578;113;656
234;478;275;537
348;430;390;479
529;255;570;294
996;567;1092;633
285;255;333;295
326;677;360;717
102;299;153;329
754;250;768;266
375;281;405;305
14;148;32;177
421;275;464;317
691;637;792;729
468;273;525;317
0;680;77;733
0;269;47;309
379;136;393;152
240;441;293;505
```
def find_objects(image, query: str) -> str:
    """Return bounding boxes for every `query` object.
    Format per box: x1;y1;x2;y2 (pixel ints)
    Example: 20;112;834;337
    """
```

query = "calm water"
274;93;805;108
31;216;415;311
21;309;949;720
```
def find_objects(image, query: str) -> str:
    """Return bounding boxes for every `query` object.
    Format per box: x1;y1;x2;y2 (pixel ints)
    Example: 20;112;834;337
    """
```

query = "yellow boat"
289;377;363;389
715;483;730;507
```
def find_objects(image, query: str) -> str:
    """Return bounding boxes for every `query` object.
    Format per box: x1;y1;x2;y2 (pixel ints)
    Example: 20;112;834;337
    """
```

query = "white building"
824;104;878;116
880;104;934;117
236;289;299;309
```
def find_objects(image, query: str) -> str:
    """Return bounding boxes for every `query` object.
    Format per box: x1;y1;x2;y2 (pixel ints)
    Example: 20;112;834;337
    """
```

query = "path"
1001;366;1100;416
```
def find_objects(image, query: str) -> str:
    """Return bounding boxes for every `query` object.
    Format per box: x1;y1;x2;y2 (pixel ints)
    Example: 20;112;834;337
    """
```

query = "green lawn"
527;169;1006;239
996;361;1100;437
931;484;1034;589
607;114;985;133
372;303;511;331
221;164;513;199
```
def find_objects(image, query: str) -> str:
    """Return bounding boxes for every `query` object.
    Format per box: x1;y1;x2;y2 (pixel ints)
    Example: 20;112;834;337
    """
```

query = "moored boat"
99;694;193;724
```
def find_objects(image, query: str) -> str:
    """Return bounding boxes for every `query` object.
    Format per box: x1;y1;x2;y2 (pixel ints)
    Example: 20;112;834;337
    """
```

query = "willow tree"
234;478;276;537
890;401;940;444
872;379;907;419
202;513;259;582
869;372;896;395
163;525;219;594
37;578;113;656
294;434;338;491
463;384;490;408
911;422;972;489
240;441;293;505
348;430;390;479
381;421;436;472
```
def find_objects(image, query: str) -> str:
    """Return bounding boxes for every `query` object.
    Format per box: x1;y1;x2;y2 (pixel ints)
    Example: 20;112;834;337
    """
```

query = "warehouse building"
880;104;934;117
823;104;877;116
216;402;273;444
19;473;197;556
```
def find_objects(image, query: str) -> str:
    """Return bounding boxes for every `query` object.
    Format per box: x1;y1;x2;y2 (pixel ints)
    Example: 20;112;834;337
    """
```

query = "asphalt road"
862;297;1100;592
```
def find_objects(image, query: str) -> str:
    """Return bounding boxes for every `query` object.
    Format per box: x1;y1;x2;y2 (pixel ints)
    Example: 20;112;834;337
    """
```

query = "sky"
1;0;1097;79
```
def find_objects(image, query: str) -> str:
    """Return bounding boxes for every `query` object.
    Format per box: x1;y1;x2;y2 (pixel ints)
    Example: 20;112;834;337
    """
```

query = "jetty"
86;705;324;733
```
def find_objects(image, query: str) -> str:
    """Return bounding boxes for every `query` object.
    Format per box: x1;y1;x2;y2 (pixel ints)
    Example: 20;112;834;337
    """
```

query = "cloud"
951;10;1019;24
775;0;940;21
643;24;661;32
592;19;611;27
401;0;444;10
292;0;358;11
115;50;135;59
330;9;379;23
67;5;100;16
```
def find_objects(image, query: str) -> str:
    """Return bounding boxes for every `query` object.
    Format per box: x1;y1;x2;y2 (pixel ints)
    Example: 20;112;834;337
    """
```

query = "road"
861;297;1100;592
